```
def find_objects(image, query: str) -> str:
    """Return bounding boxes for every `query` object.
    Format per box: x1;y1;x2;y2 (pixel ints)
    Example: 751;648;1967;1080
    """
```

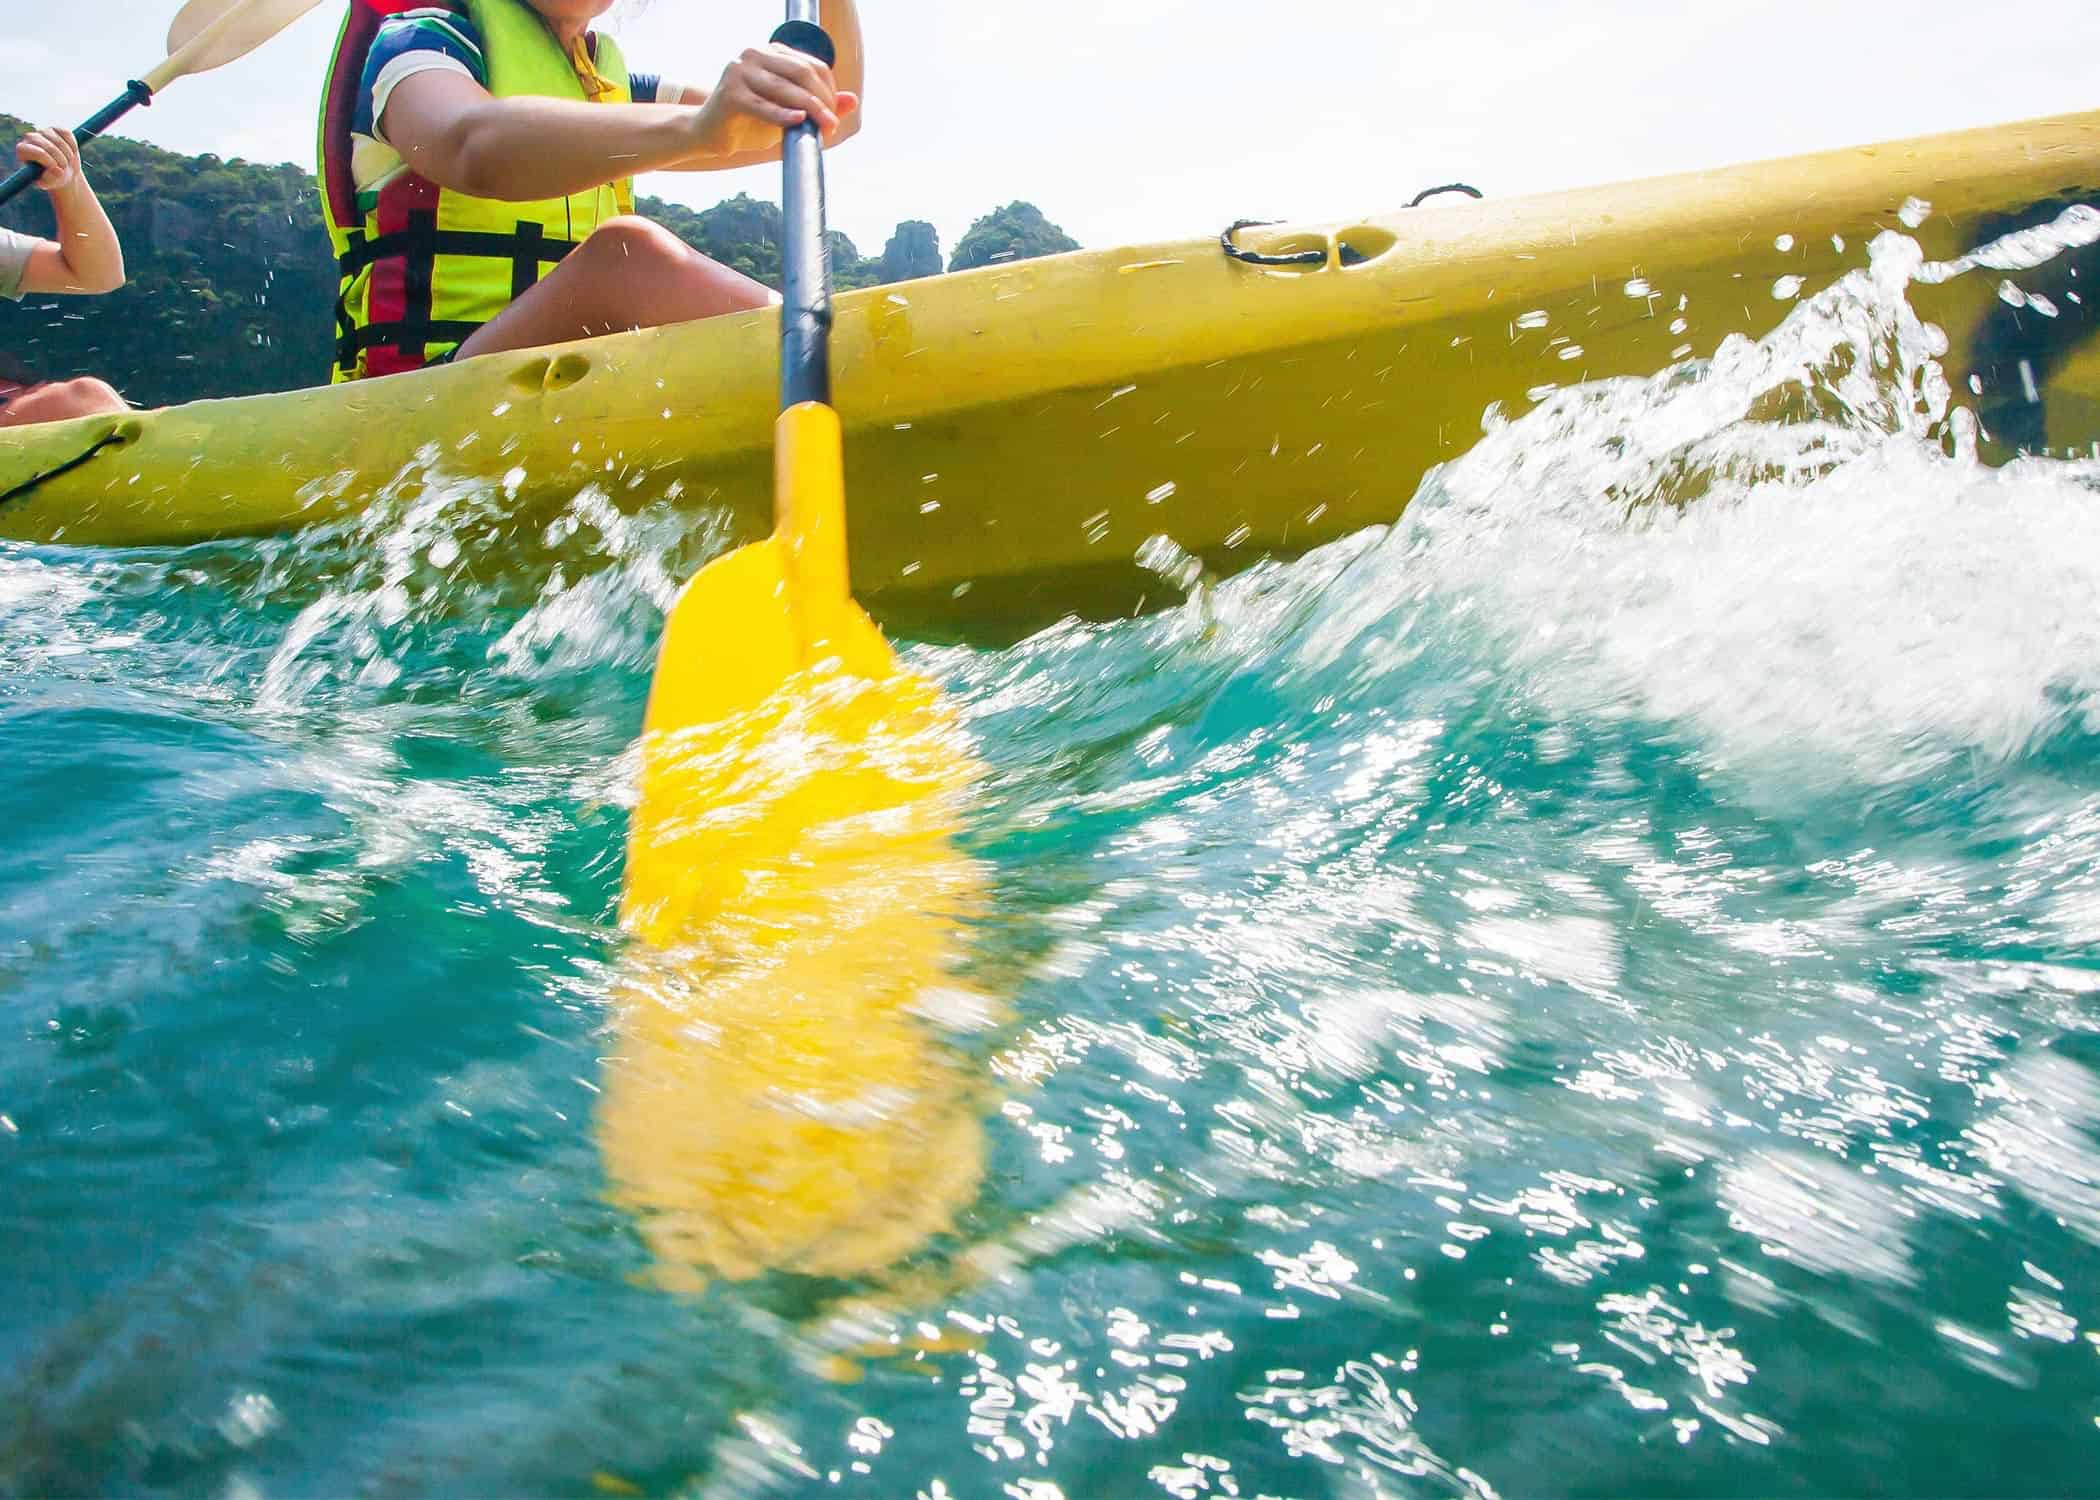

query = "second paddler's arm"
380;31;855;203
658;0;865;171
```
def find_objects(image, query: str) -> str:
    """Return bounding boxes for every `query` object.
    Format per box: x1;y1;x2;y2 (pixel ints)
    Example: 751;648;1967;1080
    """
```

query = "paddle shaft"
0;81;153;210
776;0;834;410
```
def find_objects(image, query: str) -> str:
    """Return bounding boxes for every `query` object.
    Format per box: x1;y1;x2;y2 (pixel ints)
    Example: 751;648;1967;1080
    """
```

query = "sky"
2;1;2097;262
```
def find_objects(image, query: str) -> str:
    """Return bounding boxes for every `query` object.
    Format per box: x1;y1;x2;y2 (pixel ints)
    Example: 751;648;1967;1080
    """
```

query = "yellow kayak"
4;108;2097;636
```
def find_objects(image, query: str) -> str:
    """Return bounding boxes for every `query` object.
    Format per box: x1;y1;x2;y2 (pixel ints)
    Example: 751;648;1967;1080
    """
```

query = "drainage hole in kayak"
544;354;592;393
1338;226;1399;267
504;353;595;397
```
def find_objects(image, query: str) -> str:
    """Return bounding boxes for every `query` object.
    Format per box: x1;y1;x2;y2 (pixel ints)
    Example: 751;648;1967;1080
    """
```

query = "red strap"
326;0;461;230
321;3;384;231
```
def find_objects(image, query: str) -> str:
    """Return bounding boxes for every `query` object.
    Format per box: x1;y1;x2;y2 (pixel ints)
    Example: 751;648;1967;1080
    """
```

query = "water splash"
7;208;2100;1497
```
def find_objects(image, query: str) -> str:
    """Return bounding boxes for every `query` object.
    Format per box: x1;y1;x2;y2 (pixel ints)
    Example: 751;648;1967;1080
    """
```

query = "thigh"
455;218;774;363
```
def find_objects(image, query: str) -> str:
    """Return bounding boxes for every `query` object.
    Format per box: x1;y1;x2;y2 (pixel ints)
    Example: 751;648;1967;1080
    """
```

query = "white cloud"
0;38;54;70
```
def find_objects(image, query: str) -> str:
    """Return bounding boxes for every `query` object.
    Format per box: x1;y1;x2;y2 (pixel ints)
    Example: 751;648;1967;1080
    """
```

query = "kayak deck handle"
1221;220;1328;269
1222;185;1482;272
1219;221;1390;272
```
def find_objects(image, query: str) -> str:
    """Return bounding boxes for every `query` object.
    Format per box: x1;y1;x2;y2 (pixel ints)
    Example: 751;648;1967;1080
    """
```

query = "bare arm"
383;9;862;204
382;72;710;201
15;129;124;295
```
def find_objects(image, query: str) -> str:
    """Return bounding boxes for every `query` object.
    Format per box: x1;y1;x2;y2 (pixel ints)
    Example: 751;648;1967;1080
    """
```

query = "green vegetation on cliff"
0;115;1077;407
949;202;1082;273
0;118;327;408
639;192;886;296
879;220;943;284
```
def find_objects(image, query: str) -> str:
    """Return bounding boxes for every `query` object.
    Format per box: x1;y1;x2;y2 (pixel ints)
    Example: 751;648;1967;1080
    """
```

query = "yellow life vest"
317;0;637;381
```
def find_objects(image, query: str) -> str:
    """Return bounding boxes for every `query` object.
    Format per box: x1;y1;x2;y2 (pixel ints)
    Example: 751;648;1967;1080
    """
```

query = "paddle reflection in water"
608;658;991;1288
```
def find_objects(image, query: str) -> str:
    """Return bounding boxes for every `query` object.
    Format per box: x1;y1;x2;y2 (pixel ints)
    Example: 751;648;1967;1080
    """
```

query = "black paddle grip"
0;81;154;210
769;19;836;67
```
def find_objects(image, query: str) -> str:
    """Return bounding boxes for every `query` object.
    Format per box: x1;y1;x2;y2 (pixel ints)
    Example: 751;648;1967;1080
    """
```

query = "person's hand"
686;44;859;161
17;126;84;195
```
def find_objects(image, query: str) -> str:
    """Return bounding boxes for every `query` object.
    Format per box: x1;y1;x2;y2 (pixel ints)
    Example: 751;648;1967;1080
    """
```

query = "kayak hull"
5;109;2098;637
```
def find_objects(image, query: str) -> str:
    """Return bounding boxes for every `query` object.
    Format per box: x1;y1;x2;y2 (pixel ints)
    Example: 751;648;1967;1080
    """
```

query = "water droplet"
217;1393;280;1450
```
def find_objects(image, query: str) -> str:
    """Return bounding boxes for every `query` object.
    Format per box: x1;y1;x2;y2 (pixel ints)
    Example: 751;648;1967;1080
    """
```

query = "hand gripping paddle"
0;0;326;207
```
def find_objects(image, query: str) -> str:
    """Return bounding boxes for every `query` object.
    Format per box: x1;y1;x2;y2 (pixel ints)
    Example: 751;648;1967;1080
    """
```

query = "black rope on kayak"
0;427;132;511
1223;183;1485;269
1407;182;1484;208
1219;220;1328;269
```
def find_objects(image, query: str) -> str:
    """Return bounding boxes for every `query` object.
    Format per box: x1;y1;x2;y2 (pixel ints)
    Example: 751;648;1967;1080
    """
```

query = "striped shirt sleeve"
350;14;654;209
359;10;488;146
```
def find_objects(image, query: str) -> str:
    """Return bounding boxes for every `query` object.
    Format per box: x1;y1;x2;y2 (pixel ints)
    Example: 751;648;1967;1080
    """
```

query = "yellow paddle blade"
609;402;988;1286
608;673;988;1285
159;0;326;85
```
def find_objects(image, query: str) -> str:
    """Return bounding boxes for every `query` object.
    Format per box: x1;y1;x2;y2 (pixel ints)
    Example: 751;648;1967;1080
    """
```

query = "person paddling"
319;0;862;381
0;125;129;429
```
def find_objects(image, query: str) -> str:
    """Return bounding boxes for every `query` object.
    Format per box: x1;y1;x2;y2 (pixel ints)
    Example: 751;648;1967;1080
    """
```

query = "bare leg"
0;377;127;429
455;216;776;362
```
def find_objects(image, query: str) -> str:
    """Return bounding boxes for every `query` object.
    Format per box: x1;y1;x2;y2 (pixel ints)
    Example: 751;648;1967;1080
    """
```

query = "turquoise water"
7;227;2100;1498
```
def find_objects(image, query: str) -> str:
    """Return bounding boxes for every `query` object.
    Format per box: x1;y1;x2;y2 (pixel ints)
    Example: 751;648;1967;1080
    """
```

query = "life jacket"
317;0;636;381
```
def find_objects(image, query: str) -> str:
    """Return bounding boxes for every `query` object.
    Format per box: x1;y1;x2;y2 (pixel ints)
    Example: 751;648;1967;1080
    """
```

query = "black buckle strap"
334;228;368;375
334;218;581;373
335;225;583;278
339;318;487;357
511;221;546;300
401;209;439;362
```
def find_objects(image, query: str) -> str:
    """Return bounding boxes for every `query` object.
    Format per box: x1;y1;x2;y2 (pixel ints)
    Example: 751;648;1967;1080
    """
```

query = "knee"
0;376;127;427
60;377;126;413
583;216;692;266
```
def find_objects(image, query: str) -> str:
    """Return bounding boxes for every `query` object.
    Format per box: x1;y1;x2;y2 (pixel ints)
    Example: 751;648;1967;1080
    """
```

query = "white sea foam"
1718;1148;1918;1286
1290;228;2100;790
